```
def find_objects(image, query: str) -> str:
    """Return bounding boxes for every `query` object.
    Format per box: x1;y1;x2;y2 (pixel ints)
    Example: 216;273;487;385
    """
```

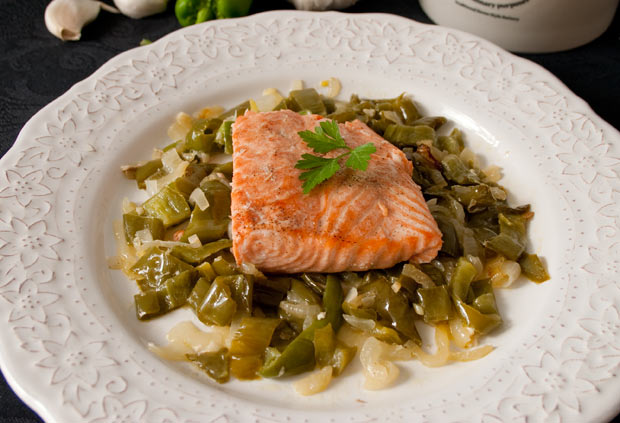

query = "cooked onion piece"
360;337;400;390
149;321;231;361
293;366;333;396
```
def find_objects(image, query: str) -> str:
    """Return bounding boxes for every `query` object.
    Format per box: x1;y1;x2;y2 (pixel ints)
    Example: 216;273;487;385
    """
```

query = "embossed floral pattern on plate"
0;11;619;423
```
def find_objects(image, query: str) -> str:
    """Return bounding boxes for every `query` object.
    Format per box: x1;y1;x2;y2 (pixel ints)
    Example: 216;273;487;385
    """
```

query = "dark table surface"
1;0;619;422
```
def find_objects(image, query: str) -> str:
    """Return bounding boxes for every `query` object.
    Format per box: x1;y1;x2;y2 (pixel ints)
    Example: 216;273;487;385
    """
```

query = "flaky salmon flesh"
230;110;442;273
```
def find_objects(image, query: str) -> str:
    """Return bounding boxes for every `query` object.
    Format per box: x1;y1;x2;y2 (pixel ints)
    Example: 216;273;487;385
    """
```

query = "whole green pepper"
175;0;253;27
175;0;215;26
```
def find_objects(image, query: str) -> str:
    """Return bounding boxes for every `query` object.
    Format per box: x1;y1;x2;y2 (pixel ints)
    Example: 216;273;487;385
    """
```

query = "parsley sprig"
295;120;376;194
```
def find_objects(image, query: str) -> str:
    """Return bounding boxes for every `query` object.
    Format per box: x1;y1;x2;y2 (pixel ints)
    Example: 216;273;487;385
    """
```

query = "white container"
419;0;619;53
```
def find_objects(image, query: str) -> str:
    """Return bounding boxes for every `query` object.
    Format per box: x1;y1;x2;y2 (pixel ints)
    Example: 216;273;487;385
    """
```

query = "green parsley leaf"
297;158;340;194
295;154;336;170
318;120;346;145
295;120;376;194
298;120;347;153
345;143;377;171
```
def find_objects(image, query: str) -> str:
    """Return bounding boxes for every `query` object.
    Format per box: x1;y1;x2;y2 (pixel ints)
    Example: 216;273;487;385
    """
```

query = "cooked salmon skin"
230;110;442;273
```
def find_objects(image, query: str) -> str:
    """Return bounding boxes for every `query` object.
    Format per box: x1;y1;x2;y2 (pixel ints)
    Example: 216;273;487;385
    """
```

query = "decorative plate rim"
0;10;619;423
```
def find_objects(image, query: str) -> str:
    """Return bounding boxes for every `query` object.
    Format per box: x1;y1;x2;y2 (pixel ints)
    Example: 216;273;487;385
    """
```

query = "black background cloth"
0;0;619;421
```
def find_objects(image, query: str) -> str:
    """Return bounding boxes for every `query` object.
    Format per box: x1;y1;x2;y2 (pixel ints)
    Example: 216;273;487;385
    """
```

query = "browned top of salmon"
231;110;442;273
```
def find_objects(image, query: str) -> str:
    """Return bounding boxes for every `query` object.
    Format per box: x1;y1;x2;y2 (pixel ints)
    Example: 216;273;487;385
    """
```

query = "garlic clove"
44;0;119;41
113;0;168;19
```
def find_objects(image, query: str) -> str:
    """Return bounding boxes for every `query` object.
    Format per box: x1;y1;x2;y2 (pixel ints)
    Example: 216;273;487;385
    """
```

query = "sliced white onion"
459;148;480;169
483;165;502;183
360;337;399;390
189;187;210;211
486;256;521;288
362;108;376;118
302;314;315;330
149;321;230;361
449;317;475;349
188;234;201;248
450;344;494;362
319;77;341;98
294;366;333;396
145;179;159;197
279;301;321;320
290;80;304;91
342;314;376;332
147;160;189;196
182;151;197;162
344;287;358;303
408;324;451;367
336;323;367;350
196;106;224;120
132;228;153;248
384;342;416;361
499;260;521;288
204;172;231;189
110;220;138;273
359;292;376;308
413;303;424;316
161;148;184;173
240;262;266;279
122;197;136;214
167;112;193;141
490;186;507;201
255;89;285;112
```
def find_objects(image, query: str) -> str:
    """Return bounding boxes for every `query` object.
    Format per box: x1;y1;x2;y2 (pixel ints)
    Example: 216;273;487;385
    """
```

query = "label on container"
454;0;531;22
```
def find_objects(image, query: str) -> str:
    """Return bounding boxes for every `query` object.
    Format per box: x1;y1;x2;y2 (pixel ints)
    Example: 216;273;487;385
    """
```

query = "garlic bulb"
287;0;358;11
113;0;168;19
45;0;118;41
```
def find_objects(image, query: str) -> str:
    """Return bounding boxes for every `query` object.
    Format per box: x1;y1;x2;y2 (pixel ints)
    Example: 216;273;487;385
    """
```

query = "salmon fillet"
231;110;442;273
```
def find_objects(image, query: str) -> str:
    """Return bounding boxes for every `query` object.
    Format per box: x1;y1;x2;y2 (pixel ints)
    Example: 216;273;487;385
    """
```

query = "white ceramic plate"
1;11;619;423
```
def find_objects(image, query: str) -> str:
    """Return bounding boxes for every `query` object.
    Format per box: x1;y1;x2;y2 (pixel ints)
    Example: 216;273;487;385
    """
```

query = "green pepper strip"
518;253;550;283
170;239;233;265
230;317;280;380
313;323;335;368
215;121;234;155
135;159;162;189
417;285;452;323
484;213;527;260
187;348;230;383
142;184;191;228
122;213;164;244
452;299;502;335
259;275;343;378
195;276;237;326
449;257;477;301
135;269;198;320
131;247;194;290
383;124;436;147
